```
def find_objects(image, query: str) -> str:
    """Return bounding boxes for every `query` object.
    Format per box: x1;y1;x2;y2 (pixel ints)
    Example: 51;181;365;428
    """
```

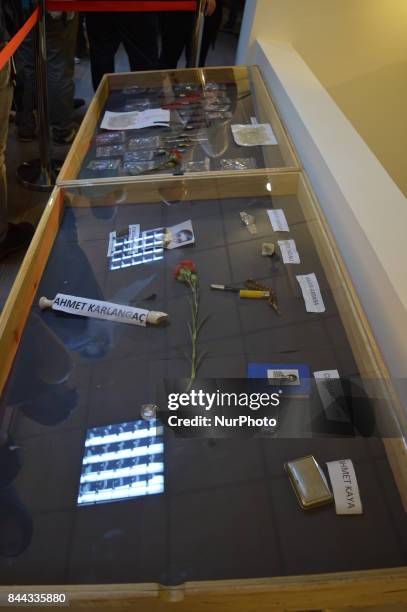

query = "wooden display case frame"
0;169;406;610
57;65;300;186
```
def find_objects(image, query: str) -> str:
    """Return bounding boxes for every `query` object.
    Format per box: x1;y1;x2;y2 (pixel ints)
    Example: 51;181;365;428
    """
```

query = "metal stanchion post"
188;0;206;67
17;0;61;191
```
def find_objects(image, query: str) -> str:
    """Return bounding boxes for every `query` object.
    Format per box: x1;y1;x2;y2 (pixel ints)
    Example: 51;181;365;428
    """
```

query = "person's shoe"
0;223;35;261
17;127;36;142
52;126;78;145
74;98;86;110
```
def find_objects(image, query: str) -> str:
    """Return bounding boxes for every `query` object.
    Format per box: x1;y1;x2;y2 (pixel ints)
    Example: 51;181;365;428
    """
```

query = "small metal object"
285;455;334;510
240;211;257;235
163;228;172;247
143;293;157;301
239;290;270;299
210;284;241;292
210;284;270;299
162;135;208;146
245;279;279;314
262;242;275;257
16;0;61;191
116;228;129;238
141;404;158;421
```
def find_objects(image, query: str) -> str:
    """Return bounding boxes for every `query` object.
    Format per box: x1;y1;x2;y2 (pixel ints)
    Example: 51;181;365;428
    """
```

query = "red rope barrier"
46;1;197;11
0;7;40;72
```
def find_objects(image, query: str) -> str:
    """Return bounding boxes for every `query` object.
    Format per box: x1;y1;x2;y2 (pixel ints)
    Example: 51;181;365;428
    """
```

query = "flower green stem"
186;278;200;389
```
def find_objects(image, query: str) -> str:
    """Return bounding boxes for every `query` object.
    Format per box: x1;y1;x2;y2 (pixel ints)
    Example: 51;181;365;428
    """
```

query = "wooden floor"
0;31;239;312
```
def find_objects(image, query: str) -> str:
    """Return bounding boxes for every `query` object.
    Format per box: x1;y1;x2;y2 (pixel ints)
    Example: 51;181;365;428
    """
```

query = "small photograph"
165;220;195;250
128;135;162;151
123;161;157;175
204;82;227;91
220;157;257;171
96;144;126;158
122;86;150;95
186;158;210;173
87;159;122;171
124;150;156;162
95;131;126;146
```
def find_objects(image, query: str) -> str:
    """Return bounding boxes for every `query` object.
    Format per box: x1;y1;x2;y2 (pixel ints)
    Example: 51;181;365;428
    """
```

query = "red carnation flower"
170;148;183;161
180;259;196;272
174;260;197;279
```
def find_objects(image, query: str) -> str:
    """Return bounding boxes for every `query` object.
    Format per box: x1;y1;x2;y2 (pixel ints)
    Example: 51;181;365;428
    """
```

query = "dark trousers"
76;13;88;58
86;12;159;91
159;2;223;69
15;14;78;133
0;62;13;240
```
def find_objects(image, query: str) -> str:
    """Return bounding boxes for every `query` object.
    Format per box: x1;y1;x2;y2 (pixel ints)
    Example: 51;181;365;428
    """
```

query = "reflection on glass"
77;419;164;505
109;230;165;271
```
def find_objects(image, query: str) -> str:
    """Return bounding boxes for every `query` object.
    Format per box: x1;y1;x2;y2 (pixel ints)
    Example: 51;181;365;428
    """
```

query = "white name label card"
296;273;326;312
52;294;149;327
313;370;351;423
278;239;300;264
107;231;116;257
326;459;363;515
267;209;289;232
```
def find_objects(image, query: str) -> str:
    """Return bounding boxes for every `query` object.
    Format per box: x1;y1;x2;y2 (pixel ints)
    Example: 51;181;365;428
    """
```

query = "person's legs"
76;13;88;58
46;13;78;137
86;12;120;90
0;61;34;259
198;1;223;66
159;12;192;69
116;12;159;72
0;62;13;242
14;33;36;139
224;0;240;29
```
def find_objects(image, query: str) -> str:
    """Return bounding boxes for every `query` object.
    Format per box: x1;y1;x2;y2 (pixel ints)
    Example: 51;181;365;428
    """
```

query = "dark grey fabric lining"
0;194;405;585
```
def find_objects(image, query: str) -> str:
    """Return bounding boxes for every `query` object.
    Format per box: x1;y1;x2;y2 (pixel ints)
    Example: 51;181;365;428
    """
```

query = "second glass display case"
57;66;300;185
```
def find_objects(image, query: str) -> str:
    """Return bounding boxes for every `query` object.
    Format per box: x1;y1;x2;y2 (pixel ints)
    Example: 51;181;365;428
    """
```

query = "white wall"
237;0;407;198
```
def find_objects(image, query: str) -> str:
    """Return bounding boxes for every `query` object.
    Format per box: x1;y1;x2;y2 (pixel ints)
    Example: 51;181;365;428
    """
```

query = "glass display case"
57;66;300;185
0;170;406;609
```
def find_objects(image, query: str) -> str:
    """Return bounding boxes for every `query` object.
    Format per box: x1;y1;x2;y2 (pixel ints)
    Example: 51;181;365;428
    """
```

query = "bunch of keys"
245;279;280;314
